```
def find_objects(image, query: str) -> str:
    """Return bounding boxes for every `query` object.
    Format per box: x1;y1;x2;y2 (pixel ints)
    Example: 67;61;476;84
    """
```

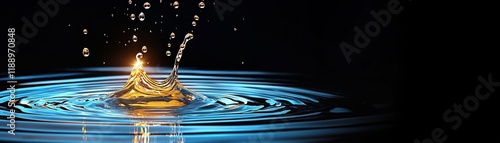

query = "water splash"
109;33;203;108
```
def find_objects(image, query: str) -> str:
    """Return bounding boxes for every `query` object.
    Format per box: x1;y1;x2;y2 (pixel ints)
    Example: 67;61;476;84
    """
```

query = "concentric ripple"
0;67;393;143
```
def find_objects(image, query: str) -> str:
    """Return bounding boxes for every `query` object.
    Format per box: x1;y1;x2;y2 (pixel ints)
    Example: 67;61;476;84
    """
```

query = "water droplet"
142;46;148;53
161;15;163;18
173;1;179;9
143;2;151;9
167;43;171;47
124;43;127;46
128;40;130;43
176;14;179;17
199;2;205;8
103;33;106;36
234;28;237;31
160;0;162;3
82;47;89;57
68;24;70;27
149;30;152;33
139;12;145;21
194;15;199;21
106;41;108;43
123;31;126;33
166;50;171;56
130;13;136;20
170;32;175;39
180;44;185;49
176;57;181;62
103;62;106;65
83;29;88;35
132;35;138;42
242;61;244;64
136;53;143;59
191;21;197;27
128;0;132;4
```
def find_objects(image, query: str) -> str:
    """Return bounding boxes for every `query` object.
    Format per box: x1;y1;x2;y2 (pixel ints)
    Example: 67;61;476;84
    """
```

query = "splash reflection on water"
0;67;392;143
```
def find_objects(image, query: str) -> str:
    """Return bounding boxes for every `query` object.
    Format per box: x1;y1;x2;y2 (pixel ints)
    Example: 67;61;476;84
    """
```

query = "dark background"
3;0;499;143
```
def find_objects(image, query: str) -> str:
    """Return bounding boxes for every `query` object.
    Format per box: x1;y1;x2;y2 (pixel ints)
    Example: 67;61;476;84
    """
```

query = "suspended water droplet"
180;44;185;49
176;14;179;17
170;32;175;39
68;24;71;27
136;52;143;59
83;29;88;35
194;15;199;21
173;1;179;9
130;13;136;20
132;35;138;42
166;50;171;56
142;46;148;53
139;12;145;21
191;21;197;27
143;2;151;9
160;0;162;3
82;47;89;57
128;40;130;43
103;33;106;37
161;15;164;18
128;0;132;4
124;43;127;46
149;30;152;33
199;2;205;8
167;43;171;47
234;28;237;31
106;41;108;43
242;61;244;64
111;13;114;17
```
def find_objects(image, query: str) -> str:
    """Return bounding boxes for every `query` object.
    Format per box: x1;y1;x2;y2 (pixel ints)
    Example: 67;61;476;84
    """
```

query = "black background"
3;0;499;143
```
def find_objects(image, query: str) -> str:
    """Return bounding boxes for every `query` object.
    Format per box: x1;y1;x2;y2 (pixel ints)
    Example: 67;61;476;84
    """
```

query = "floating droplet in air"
234;28;237;31
139;12;145;21
130;13;136;20
143;2;151;9
166;50;171;56
136;52;143;59
82;47;89;57
192;21;197;27
199;2;205;8
128;0;132;4
173;1;179;9
194;15;199;21
83;29;88;35
168;43;171;47
132;35;138;42
170;32;175;39
142;46;148;53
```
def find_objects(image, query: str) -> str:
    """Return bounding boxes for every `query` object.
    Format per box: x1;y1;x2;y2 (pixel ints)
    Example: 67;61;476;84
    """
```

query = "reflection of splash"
129;108;184;143
110;33;207;108
82;117;87;141
133;120;184;143
133;122;150;143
